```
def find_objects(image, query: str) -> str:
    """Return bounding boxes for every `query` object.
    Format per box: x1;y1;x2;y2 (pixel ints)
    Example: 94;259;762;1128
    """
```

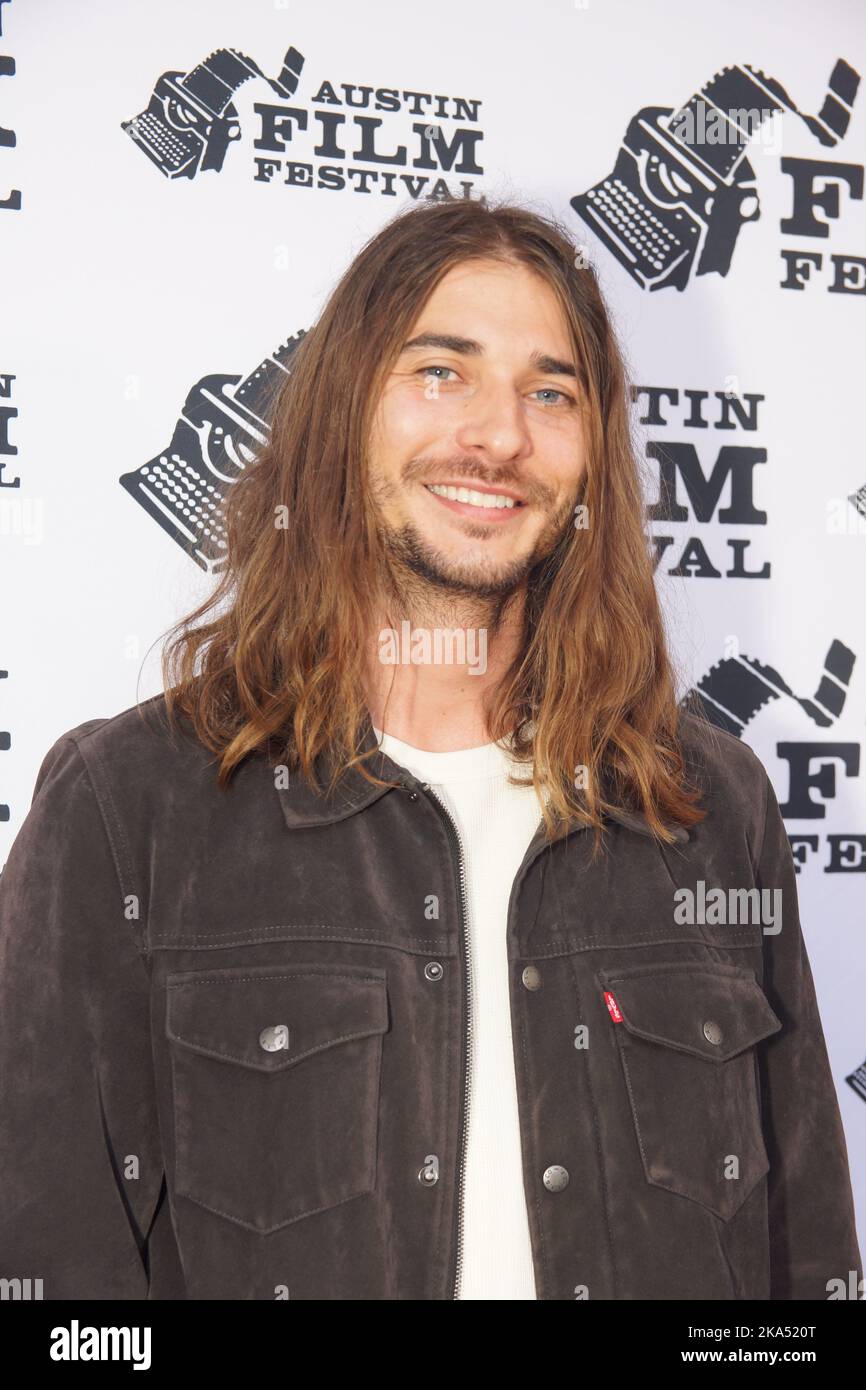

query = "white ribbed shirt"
373;725;544;1300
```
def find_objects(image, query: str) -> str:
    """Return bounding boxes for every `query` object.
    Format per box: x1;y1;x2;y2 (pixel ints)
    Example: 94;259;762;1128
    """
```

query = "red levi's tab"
604;991;623;1023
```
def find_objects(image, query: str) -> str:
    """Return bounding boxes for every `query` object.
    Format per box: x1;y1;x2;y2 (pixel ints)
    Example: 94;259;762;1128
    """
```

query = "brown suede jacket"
0;694;861;1300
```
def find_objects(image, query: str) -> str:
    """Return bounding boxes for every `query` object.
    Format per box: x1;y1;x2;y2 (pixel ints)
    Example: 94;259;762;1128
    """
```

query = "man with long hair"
0;197;861;1300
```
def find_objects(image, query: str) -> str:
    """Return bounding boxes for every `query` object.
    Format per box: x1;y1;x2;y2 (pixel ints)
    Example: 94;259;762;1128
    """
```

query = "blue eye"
418;365;457;382
416;368;573;406
534;388;574;406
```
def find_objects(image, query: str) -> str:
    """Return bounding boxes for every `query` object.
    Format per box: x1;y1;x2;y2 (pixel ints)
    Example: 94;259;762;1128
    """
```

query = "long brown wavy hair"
150;195;708;855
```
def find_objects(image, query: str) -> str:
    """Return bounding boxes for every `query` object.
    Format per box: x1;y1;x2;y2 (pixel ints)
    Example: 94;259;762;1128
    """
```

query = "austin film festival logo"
640;379;770;581
646;377;864;878
682;633;865;1136
571;59;862;293
682;638;861;877
121;42;484;197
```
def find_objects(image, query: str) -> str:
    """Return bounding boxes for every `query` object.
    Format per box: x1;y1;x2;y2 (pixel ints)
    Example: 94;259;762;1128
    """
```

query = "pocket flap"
599;965;782;1062
166;963;389;1072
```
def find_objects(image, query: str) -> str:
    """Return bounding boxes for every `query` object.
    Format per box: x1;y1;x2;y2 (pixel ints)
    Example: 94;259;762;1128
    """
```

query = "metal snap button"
543;1164;569;1192
418;1154;439;1185
522;965;542;991
703;1020;723;1046
424;961;443;981
259;1024;290;1052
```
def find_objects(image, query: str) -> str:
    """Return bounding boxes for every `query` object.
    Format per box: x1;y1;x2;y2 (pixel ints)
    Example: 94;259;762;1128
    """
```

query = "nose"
452;375;533;463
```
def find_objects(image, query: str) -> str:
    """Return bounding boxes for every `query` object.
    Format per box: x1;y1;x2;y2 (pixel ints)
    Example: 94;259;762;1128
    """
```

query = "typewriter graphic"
119;332;307;573
121;44;304;179
680;639;855;737
849;481;866;521
572;59;860;291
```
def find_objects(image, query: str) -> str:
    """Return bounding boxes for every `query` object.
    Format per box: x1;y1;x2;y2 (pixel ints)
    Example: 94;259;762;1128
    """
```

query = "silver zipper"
417;781;472;1300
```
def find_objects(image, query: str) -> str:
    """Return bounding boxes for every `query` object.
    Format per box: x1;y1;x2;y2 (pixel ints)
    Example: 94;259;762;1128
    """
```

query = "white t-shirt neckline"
371;724;533;786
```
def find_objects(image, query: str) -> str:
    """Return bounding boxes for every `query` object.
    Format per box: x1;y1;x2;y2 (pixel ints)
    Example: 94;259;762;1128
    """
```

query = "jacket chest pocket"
597;962;783;1222
166;963;389;1234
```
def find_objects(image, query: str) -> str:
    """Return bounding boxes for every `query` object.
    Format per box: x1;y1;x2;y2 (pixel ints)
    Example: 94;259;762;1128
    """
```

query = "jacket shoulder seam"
66;693;167;748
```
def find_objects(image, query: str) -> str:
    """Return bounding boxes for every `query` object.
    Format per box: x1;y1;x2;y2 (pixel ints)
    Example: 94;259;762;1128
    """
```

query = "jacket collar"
273;718;690;844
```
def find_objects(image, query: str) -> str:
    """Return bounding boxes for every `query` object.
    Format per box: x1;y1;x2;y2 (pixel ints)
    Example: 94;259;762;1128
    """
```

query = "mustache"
403;456;557;508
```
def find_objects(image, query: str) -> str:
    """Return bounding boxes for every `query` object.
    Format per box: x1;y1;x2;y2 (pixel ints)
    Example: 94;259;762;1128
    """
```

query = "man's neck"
363;585;526;752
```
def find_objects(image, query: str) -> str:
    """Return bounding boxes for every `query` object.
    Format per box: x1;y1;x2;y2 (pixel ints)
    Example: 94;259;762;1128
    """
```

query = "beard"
376;513;555;599
367;457;581;624
371;493;578;638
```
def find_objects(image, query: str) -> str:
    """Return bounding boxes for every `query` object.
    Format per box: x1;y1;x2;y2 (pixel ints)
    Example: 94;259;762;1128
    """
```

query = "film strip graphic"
122;45;305;179
681;639;856;736
571;58;860;290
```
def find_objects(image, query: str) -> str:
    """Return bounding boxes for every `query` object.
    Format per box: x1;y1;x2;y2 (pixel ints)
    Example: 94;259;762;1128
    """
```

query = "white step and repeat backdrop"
3;0;865;1264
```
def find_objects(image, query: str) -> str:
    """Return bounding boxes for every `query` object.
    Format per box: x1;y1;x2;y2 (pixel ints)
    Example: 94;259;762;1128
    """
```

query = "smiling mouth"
424;482;527;514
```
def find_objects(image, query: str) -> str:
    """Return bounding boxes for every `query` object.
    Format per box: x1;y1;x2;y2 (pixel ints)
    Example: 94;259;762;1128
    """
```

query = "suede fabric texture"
0;693;861;1300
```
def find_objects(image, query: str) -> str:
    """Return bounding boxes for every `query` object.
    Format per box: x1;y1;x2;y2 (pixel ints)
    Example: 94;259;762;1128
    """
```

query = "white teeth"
426;484;518;509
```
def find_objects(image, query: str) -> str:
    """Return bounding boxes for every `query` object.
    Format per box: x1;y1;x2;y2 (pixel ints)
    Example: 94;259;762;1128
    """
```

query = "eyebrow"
400;332;576;379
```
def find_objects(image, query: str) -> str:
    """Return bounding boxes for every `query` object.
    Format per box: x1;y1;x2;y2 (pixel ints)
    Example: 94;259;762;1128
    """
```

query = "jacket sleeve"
755;765;863;1300
0;733;165;1298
